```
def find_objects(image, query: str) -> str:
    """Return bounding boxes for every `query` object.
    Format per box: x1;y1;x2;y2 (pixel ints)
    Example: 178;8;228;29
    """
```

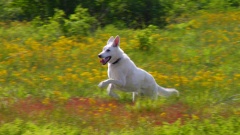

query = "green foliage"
0;0;23;20
11;0;60;20
63;5;96;36
31;6;96;38
104;0;167;28
162;0;240;17
2;0;238;30
135;25;159;51
31;9;65;41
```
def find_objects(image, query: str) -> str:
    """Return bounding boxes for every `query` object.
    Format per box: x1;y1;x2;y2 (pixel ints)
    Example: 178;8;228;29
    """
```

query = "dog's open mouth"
100;56;111;65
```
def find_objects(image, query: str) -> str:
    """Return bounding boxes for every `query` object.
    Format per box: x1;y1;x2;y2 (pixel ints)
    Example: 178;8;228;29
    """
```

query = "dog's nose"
98;54;102;58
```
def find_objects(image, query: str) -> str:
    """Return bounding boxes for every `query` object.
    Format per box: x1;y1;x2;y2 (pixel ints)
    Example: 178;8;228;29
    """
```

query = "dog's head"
98;35;122;65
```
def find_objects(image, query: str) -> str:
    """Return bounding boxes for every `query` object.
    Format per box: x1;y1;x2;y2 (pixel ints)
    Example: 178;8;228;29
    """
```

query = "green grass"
0;116;239;135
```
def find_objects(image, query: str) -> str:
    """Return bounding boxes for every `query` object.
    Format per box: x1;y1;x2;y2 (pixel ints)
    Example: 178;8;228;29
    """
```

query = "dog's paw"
98;81;108;88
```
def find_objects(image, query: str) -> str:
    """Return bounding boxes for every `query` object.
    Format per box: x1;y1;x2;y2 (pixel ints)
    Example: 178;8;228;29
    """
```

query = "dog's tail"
157;85;179;97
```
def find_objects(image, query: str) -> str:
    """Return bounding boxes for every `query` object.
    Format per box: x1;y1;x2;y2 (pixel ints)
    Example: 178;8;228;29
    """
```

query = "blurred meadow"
0;0;240;134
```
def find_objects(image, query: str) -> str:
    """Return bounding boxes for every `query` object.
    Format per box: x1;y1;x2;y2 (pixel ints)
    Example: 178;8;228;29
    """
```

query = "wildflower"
53;91;62;96
183;114;189;117
13;72;21;77
43;77;51;81
58;96;68;104
80;72;91;77
98;107;103;112
105;108;112;112
108;103;117;108
234;74;240;80
94;113;99;117
234;111;240;115
191;114;199;120
160;112;166;118
66;68;73;72
89;77;95;82
174;83;180;87
57;76;64;81
0;70;8;76
88;98;96;105
42;98;50;105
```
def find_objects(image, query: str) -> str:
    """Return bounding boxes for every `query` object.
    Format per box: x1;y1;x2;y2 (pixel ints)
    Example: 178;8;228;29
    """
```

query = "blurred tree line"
0;0;239;35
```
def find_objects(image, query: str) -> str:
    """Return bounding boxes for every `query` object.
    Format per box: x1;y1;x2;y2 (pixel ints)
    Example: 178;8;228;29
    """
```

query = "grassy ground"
0;11;240;134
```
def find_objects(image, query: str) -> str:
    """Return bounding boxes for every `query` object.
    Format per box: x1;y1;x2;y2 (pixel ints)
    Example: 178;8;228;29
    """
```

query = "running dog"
98;35;179;101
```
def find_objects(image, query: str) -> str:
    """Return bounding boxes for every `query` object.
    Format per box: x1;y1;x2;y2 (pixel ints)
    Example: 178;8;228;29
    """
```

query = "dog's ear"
112;35;120;47
107;36;114;44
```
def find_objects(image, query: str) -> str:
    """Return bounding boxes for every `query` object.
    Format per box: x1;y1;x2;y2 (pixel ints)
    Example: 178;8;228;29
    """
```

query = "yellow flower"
192;114;199;120
66;68;73;72
160;112;166;117
234;74;240;79
42;98;50;105
44;77;51;81
88;98;96;105
0;70;7;76
89;77;95;82
174;83;180;87
53;91;62;96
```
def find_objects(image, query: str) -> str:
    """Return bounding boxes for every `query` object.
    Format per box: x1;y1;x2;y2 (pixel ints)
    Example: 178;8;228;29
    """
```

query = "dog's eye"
106;49;110;52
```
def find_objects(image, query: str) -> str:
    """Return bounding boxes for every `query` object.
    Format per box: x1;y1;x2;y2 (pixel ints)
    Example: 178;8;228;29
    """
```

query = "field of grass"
0;11;240;134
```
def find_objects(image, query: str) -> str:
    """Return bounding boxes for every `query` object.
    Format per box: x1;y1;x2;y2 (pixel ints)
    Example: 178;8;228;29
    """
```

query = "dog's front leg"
98;79;125;88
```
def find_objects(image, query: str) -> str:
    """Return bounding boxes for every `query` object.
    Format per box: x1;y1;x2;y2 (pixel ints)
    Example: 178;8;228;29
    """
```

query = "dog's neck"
112;58;121;64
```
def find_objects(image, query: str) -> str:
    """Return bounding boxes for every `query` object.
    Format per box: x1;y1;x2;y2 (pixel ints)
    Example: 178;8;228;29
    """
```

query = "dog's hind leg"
132;91;145;102
107;84;120;99
132;92;138;102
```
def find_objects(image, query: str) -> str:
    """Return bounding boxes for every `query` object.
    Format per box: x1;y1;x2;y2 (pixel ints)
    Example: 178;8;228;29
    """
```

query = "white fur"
98;35;179;102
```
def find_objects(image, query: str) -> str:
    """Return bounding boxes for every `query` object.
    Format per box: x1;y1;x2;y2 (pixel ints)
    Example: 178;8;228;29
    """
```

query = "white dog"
98;35;179;101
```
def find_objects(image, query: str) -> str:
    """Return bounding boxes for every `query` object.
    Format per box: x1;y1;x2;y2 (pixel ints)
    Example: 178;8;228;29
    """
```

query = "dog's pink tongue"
100;59;105;64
